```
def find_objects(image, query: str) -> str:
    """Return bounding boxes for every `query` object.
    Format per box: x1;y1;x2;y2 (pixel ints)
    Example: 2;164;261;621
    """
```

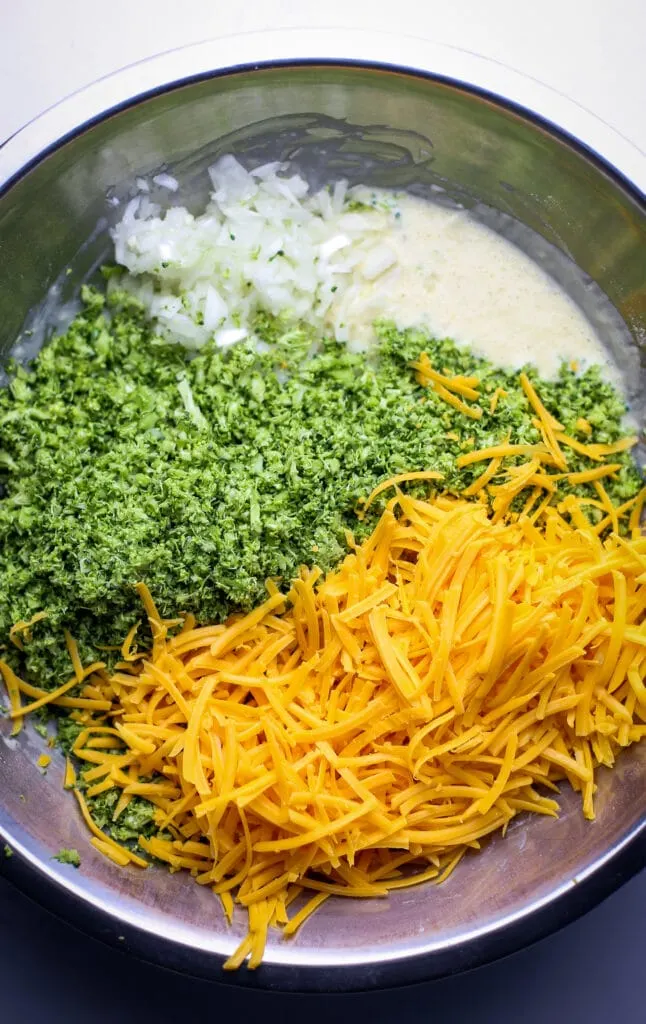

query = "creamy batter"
331;192;615;381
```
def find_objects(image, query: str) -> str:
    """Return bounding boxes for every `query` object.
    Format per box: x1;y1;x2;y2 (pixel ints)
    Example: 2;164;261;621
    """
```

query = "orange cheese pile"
3;494;646;970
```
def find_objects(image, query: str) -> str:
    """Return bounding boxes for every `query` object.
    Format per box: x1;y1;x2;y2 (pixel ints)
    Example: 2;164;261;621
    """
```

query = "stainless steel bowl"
1;53;645;992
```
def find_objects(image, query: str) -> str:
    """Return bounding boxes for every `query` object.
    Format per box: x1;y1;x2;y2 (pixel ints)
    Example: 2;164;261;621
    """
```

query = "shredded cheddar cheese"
414;363;640;531
9;612;48;651
413;353;483;419
520;372;567;470
5;493;641;969
64;757;77;789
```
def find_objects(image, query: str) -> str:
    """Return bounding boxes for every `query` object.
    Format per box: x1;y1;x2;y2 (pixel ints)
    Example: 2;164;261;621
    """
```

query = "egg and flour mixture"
331;191;611;379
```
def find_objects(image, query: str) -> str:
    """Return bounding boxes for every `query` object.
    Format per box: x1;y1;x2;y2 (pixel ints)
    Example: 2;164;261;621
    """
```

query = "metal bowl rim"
1;48;645;991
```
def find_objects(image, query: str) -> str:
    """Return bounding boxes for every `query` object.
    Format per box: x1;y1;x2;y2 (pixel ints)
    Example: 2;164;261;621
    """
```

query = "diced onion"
111;156;399;349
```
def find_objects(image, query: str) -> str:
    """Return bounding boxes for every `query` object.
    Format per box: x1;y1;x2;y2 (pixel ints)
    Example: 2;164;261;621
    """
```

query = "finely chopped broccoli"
52;848;81;867
79;787;158;844
0;288;641;689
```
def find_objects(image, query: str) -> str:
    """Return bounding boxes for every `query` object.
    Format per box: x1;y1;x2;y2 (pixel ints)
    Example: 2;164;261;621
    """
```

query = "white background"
1;0;645;152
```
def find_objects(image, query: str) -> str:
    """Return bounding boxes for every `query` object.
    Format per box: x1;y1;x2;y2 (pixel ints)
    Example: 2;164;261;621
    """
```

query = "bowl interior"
1;63;645;989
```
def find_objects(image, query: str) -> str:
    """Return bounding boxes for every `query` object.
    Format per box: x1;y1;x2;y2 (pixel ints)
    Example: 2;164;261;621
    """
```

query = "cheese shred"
15;493;642;969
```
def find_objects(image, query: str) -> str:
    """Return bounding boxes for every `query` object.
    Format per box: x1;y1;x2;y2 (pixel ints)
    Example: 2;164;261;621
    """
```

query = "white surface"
1;0;645;154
